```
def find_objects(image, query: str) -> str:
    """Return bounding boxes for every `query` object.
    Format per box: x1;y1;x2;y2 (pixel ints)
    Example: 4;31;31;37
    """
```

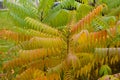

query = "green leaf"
76;4;92;21
43;9;71;27
99;65;112;76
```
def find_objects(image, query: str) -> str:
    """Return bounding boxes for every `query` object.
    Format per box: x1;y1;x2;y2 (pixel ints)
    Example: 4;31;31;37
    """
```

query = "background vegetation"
0;0;120;80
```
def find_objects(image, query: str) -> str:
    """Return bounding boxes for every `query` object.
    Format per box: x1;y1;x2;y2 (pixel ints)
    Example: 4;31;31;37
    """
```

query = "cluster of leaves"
0;0;120;80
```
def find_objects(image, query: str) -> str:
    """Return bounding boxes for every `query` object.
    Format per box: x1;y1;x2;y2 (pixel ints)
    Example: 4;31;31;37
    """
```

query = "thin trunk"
93;0;96;4
40;11;43;21
107;45;110;64
67;29;70;54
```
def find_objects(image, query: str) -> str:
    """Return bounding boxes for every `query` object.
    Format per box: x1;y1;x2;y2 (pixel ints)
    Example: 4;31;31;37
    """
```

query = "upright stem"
93;0;96;7
67;32;70;54
107;44;110;64
40;11;43;21
93;0;96;4
67;26;70;54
